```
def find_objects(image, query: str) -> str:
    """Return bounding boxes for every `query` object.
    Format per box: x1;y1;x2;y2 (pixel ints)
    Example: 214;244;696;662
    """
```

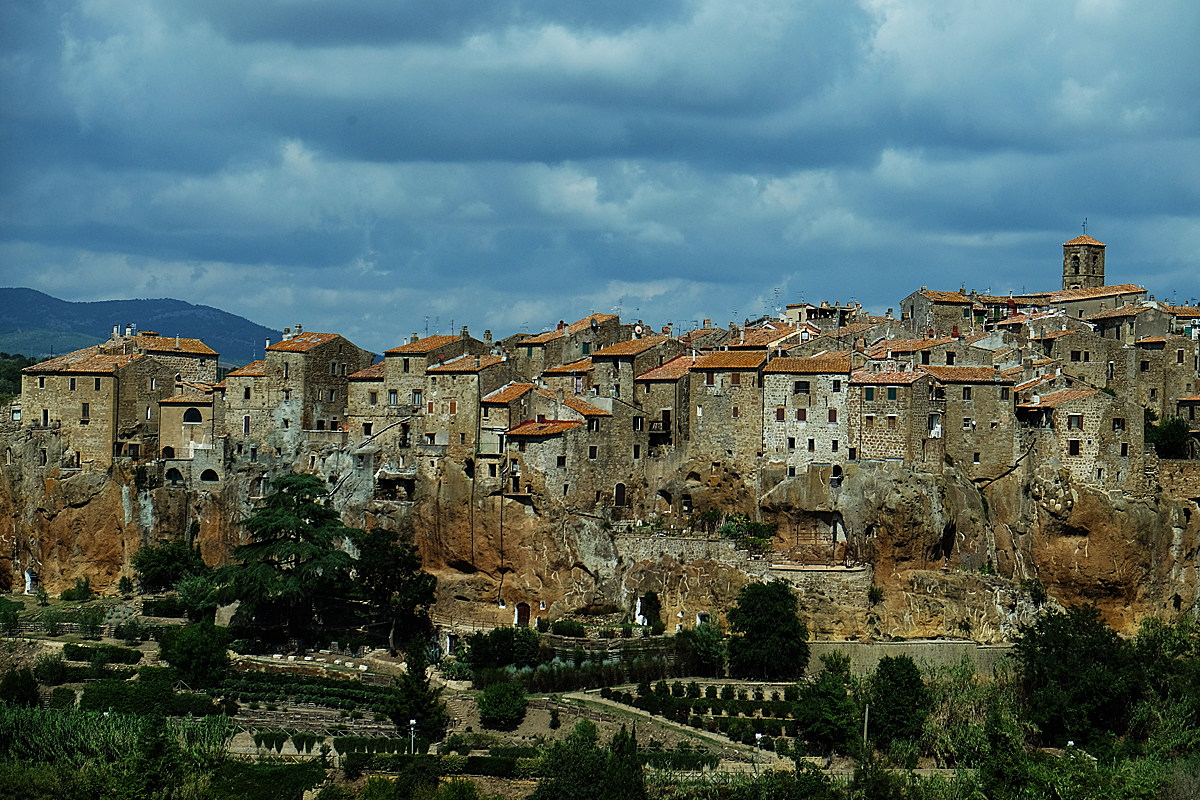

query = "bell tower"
1063;235;1105;291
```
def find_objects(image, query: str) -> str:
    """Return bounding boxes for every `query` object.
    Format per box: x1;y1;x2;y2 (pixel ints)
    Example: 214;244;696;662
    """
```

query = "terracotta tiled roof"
160;393;213;405
543;358;593;374
1136;336;1168;345
922;366;1009;384
1016;388;1097;409
763;356;852;375
679;327;724;345
850;369;927;385
1166;305;1200;318
266;332;340;352
728;326;800;349
428;354;504;373
1015;376;1050;392
520;314;619;346
637;355;694;382
1022;283;1145;303
122;334;217;356
972;294;1038;306
482;382;537;404
591;336;668;358
1086;305;1145;321
919;290;972;304
520;329;563;345
1030;329;1077;340
348;361;385;380
568;313;617;335
226;360;267;377
1177;394;1200;403
536;389;611;416
689;351;767;371
25;348;147;375
507;420;584;437
385;334;461;355
1064;235;1105;247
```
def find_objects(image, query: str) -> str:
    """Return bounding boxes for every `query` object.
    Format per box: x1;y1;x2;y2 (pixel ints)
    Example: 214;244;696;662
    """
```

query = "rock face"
3;418;1198;640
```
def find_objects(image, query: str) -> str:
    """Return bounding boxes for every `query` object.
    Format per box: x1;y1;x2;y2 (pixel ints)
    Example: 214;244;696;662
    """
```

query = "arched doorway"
199;469;219;483
161;446;175;459
615;483;626;507
165;468;184;486
515;602;531;627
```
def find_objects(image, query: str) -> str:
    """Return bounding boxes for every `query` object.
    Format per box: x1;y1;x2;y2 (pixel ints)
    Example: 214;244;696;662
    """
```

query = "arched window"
615;483;627;507
199;469;219;483
161;446;175;459
1072;254;1080;275
183;407;203;423
165;467;183;485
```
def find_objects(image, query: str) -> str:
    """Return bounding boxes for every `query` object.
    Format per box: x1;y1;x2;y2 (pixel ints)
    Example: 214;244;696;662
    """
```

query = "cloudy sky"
3;0;1198;354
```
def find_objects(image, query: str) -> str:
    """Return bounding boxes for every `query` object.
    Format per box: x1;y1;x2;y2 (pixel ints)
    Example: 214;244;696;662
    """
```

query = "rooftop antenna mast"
424;316;429;336
1083;217;1087;235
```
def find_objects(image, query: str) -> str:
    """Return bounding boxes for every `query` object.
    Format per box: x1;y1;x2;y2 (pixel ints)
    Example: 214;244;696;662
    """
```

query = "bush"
133;540;209;593
118;576;134;596
63;643;144;665
477;682;527;728
551;619;586;638
0;599;19;635
49;686;76;709
0;667;39;708
33;653;69;686
868;585;885;605
142;597;186;618
74;577;93;602
41;609;63;636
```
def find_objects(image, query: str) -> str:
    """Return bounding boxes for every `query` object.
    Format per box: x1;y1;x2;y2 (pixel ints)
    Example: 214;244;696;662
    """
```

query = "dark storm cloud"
1;0;1198;354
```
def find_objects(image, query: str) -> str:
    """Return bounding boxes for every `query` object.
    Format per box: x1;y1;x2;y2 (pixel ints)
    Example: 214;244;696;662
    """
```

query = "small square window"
973;452;980;464
94;378;101;391
732;406;739;419
832;380;841;393
776;407;786;421
865;416;874;428
557;455;566;468
69;378;76;391
807;439;815;452
795;380;810;394
888;416;897;429
518;441;526;452
865;387;874;401
731;372;741;386
633;445;641;459
787;437;796;450
363;422;373;436
1001;387;1010;400
828;409;837;424
1069;439;1081;456
1121;443;1128;457
706;372;715;386
369;391;377;405
796;408;806;421
887;387;897;401
962;387;972;400
831;440;838;452
788;466;796;477
588;446;598;459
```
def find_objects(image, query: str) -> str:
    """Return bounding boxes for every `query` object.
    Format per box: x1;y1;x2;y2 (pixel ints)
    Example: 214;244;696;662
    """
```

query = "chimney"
265;338;271;350
295;323;302;334
886;308;893;318
484;329;493;344
283;327;291;341
175;335;181;350
411;332;419;344
125;323;133;337
703;319;711;328
112;324;119;337
461;326;469;339
556;389;564;419
558;320;566;331
474;355;480;369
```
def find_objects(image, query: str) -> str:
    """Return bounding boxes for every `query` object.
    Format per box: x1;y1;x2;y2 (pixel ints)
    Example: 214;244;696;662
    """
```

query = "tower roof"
1063;235;1105;247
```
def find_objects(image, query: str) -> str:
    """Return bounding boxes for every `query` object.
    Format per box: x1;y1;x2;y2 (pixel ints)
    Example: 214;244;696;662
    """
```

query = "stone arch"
165;467;184;486
161;446;175;459
183;407;203;423
199;469;219;483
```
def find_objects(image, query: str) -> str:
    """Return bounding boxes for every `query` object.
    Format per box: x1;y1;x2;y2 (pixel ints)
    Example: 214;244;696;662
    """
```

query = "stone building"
634;355;693;451
424;354;519;462
590;336;684;403
509;314;623;380
848;367;940;468
1060;234;1106;290
920;366;1017;480
688;351;767;474
1019;283;1147;322
22;348;177;468
899;289;975;337
541;358;593;398
761;355;854;475
264;329;375;433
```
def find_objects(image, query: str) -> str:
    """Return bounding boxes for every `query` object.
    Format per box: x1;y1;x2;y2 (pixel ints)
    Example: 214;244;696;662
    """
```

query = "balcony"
648;420;665;433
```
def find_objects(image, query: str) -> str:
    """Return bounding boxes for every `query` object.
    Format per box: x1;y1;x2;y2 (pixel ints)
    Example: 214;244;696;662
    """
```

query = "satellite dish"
634;325;643;336
591;319;599;331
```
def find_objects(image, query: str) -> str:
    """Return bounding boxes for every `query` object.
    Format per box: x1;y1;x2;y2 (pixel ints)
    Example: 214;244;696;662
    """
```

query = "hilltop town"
5;235;1200;639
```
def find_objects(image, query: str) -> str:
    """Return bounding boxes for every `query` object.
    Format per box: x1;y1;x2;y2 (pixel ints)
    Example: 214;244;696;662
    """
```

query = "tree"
726;579;810;680
133;539;209;593
869;655;930;748
217;474;355;644
797;653;860;757
349;528;437;652
600;725;645;800
530;720;609;800
1013;602;1137;746
1148;417;1194;459
175;573;219;623
0;666;39;708
385;637;448;742
675;621;725;677
157;622;230;688
477;682;527;728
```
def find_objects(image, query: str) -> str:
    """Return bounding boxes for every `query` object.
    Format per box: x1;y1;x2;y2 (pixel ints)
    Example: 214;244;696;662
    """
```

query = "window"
581;342;591;355
633;417;644;431
706;372;715;386
450;400;457;415
459;432;466;445
865;387;875;401
1068;439;1081;456
403;358;410;373
38;377;44;389
921;350;930;365
363;423;373;436
962;387;972;400
732;406;739;419
244;387;251;400
69;378;76;391
146;406;152;420
526;347;534;358
411;389;421;405
386;389;397;405
537;414;546;423
633;445;641;459
946;352;956;365
1071;350;1081;362
1179;349;1186;364
831;440;838;452
284;362;289;378
183;407;202;423
832;380;841;393
369;391;378;406
426;433;436;445
1001;387;1010;400
483;406;490;419
243;416;250;435
428;402;434;414
1151;388;1157;399
328;389;337;402
331;361;337;375
94;378;101;391
807;439;815;452
697;405;703;417
848;447;856;459
557;455;566;468
887;387;897;401
794;380;810;394
489;464;498;477
973;452;980;464
1084;352;1090;362
731;372;741;386
1141;360;1150;372
865;415;874;428
587;418;601;432
282;419;289;428
828;409;837;423
588;446;598;459
796;408;806;421
81;402;89;419
613;384;620;398
788;467;796;477
283;389;290;401
788;437;796;450
776;408;786;422
1112;418;1125;432
1121;443;1128;457
888;415;897;429
963;418;972;430
518;441;526;452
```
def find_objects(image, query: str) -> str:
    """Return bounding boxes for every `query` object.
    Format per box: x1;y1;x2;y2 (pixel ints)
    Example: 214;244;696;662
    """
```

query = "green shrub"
0;599;20;635
142;597;186;618
63;643;144;665
41;608;63;636
48;686;76;709
33;653;69;686
868;585;885;605
551;620;586;638
118;576;134;596
477;682;527;728
73;577;93;603
0;667;39;708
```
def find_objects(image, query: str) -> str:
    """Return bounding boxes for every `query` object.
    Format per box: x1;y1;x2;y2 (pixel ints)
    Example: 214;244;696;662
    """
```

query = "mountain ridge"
0;287;280;366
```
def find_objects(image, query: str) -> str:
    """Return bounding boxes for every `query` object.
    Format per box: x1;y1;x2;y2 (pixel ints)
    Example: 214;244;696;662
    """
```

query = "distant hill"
0;288;281;366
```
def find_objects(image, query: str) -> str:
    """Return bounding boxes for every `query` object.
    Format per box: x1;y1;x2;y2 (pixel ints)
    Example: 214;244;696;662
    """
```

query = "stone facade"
762;356;854;475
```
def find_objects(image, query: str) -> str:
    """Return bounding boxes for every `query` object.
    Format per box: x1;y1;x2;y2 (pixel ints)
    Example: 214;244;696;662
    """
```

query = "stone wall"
1160;459;1200;500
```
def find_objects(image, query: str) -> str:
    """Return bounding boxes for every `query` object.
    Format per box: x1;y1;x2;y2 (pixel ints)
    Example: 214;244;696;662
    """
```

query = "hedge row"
142;598;186;618
62;643;144;665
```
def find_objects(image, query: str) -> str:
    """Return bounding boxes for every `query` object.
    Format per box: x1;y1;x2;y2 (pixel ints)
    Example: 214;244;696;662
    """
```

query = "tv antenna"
1082;217;1087;235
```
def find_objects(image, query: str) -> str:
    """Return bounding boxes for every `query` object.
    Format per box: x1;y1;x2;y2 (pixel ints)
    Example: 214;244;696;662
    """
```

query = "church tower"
1062;235;1105;290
